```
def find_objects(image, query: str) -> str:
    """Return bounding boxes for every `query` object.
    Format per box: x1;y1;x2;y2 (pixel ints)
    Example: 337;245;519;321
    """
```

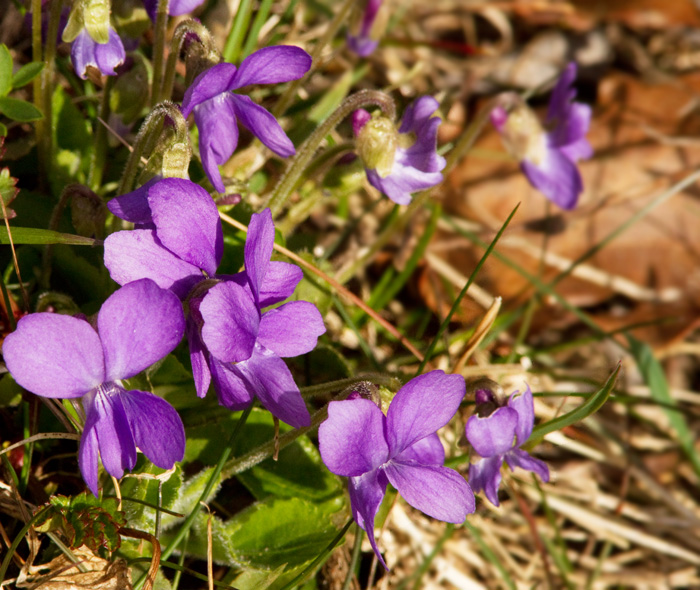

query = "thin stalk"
87;77;113;191
151;0;170;106
265;89;396;215
41;184;74;288
0;506;52;581
299;374;398;399
0;272;16;332
273;0;355;118
149;405;253;577
162;20;214;103
342;525;363;590
31;0;46;185
223;0;253;64
241;0;274;59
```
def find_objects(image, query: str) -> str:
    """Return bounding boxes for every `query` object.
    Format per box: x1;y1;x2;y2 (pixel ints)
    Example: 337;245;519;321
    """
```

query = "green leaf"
0;96;43;122
529;363;620;443
0;226;96;245
11;62;44;89
628;336;700;478
119;463;183;532
0;45;11;97
0;122;6;136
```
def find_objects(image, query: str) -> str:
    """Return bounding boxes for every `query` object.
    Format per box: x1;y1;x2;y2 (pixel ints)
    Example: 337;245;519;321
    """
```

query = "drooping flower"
347;0;383;57
319;371;474;568
104;178;324;427
71;27;126;79
353;96;446;205
180;46;312;193
491;62;592;210
465;384;549;507
142;0;205;21
3;279;186;495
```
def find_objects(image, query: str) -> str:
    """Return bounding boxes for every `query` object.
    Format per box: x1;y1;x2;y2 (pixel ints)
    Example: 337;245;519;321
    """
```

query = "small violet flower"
104;178;325;428
465;384;549;507
181;46;312;193
491;62;592;210
3;279;186;496
319;371;475;568
347;0;383;57
142;0;205;21
71;27;126;79
352;96;446;205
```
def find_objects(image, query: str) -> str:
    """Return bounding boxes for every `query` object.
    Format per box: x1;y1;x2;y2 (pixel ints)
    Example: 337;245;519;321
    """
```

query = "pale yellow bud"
357;116;398;178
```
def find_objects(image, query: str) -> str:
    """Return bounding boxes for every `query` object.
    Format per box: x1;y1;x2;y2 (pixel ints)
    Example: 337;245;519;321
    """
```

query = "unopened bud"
492;104;547;166
84;0;111;44
68;184;107;239
356;115;398;178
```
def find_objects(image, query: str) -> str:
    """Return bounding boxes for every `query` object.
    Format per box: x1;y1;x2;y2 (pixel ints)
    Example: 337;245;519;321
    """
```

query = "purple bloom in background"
181;46;312;193
3;279;186;495
353;96;446;205
491;62;592;210
347;0;382;56
319;371;474;568
142;0;206;21
104;178;324;427
71;27;126;79
465;384;549;507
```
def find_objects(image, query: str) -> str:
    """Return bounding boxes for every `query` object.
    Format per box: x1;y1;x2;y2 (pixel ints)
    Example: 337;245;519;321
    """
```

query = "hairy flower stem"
151;0;170;106
115;101;187;197
87;77;113;191
335;94;513;285
265;89;396;216
272;0;355;119
299;374;400;399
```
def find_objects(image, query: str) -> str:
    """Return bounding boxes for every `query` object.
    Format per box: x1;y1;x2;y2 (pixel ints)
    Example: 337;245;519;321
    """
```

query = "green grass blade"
0;226;96;245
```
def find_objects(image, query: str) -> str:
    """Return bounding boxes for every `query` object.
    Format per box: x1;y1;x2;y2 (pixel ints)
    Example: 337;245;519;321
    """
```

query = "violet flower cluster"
319;371;475;567
105;178;325;429
3;279;186;495
465;384;549;506
353;96;446;205
491;62;592;210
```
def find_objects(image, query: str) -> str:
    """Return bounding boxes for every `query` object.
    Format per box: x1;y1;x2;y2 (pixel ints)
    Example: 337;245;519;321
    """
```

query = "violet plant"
0;1;604;587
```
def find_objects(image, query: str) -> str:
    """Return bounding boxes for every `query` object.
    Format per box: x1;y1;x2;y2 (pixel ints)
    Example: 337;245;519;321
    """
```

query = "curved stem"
151;0;170;106
265;89;396;216
88;77;113;191
161;19;213;103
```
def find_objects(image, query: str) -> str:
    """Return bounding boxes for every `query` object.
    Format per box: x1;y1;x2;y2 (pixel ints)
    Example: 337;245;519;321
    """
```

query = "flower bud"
355;114;398;178
84;0;111;44
491;104;547;166
110;56;149;124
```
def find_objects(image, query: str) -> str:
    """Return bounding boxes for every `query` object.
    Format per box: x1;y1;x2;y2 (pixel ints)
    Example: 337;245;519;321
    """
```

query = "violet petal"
348;470;388;569
231;45;311;89
186;300;211;399
393;432;444;466
231;94;296;157
386;370;465;456
99;279;184;381
235;344;310;428
468;455;504;507
244;208;275;305
79;418;100;496
257;301;325;358
107;178;158;224
384;461;474;522
3;313;104;398
181;63;239;117
258;261;303;307
120;389;185;468
148;178;223;274
508;385;535;447
505;448;550;483
94;28;126;77
194;94;240;193
319;398;389;477
521;148;582;210
199;281;259;363
104;229;203;299
209;359;255;410
465;406;518;458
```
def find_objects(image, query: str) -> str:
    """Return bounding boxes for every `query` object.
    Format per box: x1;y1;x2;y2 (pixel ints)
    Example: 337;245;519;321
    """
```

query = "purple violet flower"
104;178;324;427
347;0;382;56
353;96;446;205
142;0;206;21
181;46;312;193
319;371;475;568
465;384;549;507
491;62;592;210
71;27;126;79
2;279;186;496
